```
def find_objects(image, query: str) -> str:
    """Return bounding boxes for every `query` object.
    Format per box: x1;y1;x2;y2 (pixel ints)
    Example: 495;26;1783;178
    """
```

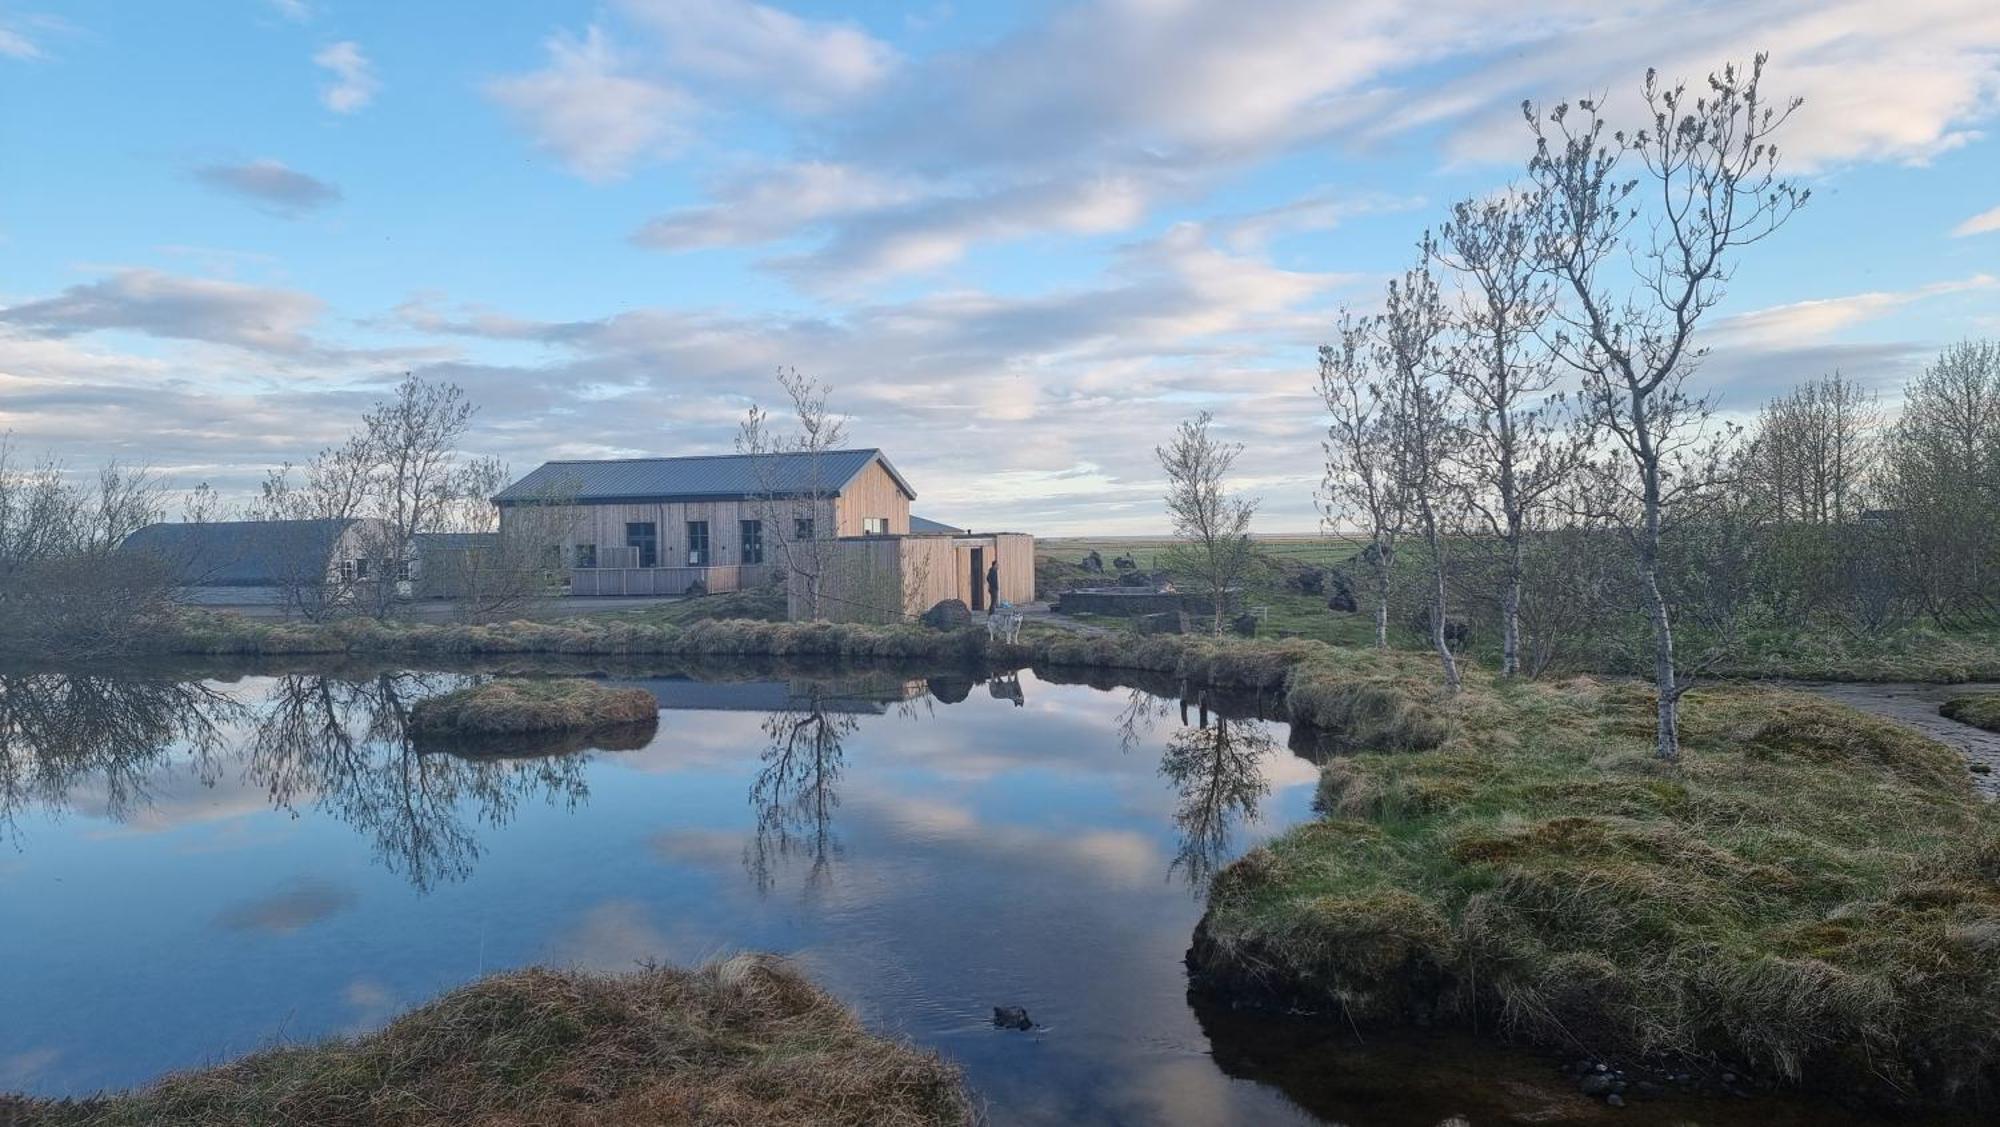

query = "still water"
0;662;1341;1124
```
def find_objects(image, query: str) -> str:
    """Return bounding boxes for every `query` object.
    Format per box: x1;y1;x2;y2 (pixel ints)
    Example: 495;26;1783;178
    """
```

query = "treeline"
1308;54;1989;760
0;376;538;660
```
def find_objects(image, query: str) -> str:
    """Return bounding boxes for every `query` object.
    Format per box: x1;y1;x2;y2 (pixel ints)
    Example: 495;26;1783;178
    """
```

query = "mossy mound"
1194;677;2000;1110
5;958;972;1127
1941;694;2000;733
408;678;658;738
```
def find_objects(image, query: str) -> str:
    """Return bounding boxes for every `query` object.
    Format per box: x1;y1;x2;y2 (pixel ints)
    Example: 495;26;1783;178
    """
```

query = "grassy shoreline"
1189;671;2000;1111
2;957;971;1127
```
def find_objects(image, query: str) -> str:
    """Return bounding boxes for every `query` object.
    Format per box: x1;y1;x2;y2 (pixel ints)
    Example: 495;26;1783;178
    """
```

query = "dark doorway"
969;546;986;611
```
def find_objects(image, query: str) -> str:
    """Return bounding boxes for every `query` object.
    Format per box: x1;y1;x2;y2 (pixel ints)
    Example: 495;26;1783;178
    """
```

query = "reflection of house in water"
608;675;927;715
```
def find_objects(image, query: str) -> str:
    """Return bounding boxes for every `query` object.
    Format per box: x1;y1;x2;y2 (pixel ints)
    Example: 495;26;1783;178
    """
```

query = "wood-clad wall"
832;460;911;536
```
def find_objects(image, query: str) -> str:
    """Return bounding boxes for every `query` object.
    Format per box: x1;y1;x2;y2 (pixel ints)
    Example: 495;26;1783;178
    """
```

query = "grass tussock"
1941;694;2000;733
5;957;972;1127
1193;675;2000;1109
408;678;658;738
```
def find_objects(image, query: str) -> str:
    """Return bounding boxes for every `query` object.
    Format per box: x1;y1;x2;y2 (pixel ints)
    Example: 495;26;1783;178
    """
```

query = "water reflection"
745;681;857;896
1162;713;1276;888
0;672;241;834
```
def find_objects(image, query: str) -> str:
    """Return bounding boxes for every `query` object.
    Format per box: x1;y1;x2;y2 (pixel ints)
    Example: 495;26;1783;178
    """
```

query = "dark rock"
919;598;973;631
1118;569;1156;588
684;577;708;598
1112;554;1137;571
1229;612;1259;637
925;676;974;705
1972;763;1992;774
1606;1093;1625;1108
992;1006;1033;1031
1081;550;1104;573
1325;567;1359;613
1579;1073;1617;1097
1286;565;1326;595
1135;612;1184;636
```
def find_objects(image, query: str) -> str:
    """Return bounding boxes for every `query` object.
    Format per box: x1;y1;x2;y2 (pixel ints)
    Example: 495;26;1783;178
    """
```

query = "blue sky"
2;0;1996;532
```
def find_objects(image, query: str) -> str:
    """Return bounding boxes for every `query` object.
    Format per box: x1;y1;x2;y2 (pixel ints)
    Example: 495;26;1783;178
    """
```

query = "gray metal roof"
120;519;369;587
910;515;965;535
413;531;500;553
493;449;915;505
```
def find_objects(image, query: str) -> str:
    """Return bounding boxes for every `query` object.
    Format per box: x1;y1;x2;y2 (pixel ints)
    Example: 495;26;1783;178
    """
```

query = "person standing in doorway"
986;559;1000;609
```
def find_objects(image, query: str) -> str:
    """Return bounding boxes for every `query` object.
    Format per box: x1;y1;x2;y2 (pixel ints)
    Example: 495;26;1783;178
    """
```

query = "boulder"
1325;568;1358;613
1135;612;1184;635
1112;553;1138;571
1081;550;1104;573
1229;612;1259;637
1286;565;1327;595
919;598;973;631
992;1006;1033;1031
1118;569;1156;588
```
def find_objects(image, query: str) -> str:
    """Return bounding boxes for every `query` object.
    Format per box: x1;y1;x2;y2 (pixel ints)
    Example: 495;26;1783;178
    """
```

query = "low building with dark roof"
120;518;394;609
495;449;918;597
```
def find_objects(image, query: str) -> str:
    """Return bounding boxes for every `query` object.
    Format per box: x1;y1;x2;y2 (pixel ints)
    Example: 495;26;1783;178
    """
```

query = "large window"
625;522;658;568
574;543;597;569
687;520;710;566
793;516;815;541
863;517;889;535
740;519;764;565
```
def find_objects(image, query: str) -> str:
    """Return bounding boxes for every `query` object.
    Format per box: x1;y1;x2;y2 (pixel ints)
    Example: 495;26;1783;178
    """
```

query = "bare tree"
1882;341;2000;625
1434;190;1579;677
1319;312;1406;648
1158;412;1259;635
1378;250;1464;692
739;368;847;621
358;375;479;617
1525;55;1807;760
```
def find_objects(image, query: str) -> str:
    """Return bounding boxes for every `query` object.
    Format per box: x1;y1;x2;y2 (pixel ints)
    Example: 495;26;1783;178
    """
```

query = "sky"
1;0;1997;534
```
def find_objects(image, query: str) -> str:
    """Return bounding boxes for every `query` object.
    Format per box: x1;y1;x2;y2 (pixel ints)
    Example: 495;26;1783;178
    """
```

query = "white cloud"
1712;274;1998;349
267;0;310;21
615;0;896;111
313;40;378;113
193;159;342;217
633;161;917;250
0;268;327;353
488;26;692;182
0;25;38;60
1954;204;2000;238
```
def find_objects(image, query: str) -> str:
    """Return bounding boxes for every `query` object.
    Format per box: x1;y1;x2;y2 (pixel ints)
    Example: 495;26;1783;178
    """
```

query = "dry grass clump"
1941;694;2000;733
408;678;658;738
6;957;972;1127
1194;676;2000;1109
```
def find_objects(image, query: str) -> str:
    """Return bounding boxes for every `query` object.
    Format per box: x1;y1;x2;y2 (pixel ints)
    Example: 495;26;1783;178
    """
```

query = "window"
687;520;710;566
397;559;414;582
339;559;356;582
353;557;371;580
863;517;888;536
740;520;764;565
793;516;815;541
625;522;658;568
574;543;597;569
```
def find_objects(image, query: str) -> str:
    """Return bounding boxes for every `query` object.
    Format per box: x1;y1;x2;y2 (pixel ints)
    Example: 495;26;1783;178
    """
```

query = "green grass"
1941;694;2000;732
556;586;789;628
3;958;972;1127
1193;672;2000;1108
407;677;659;738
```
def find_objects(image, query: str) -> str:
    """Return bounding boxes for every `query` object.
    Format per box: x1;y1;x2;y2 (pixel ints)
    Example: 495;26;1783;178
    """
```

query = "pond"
1;661;1332;1124
0;662;1955;1126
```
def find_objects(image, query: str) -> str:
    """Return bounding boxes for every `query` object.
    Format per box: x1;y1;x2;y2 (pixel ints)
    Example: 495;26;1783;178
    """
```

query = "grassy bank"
1942;694;2000;732
4;957;971;1127
1191;673;2000;1109
408;678;658;739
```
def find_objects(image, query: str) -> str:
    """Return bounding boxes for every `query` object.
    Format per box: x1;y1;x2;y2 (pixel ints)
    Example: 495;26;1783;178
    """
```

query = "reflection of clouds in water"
214;876;358;934
72;765;287;836
0;1047;61;1087
852;790;1164;889
542;900;734;974
341;978;401;1034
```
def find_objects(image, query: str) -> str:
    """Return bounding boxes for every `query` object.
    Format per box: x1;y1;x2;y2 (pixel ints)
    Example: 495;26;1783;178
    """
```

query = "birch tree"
1524;55;1807;760
738;368;846;621
1319;312;1405;648
1157;412;1259;635
1378;250;1464;693
1434;190;1577;677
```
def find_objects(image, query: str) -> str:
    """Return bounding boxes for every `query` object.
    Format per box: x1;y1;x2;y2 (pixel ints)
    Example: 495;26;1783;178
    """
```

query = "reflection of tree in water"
1159;695;1277;890
0;672;243;834
745;682;857;898
247;673;591;892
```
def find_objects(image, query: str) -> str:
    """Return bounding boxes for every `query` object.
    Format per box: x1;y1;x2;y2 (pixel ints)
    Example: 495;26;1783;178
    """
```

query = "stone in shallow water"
992;1005;1033;1031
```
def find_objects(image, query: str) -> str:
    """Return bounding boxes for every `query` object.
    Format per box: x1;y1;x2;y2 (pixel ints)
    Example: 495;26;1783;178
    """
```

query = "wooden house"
494;449;918;598
793;530;1036;623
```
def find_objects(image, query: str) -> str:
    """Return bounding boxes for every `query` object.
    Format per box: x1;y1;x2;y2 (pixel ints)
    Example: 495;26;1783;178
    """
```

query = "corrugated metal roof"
493;449;915;505
120;519;369;587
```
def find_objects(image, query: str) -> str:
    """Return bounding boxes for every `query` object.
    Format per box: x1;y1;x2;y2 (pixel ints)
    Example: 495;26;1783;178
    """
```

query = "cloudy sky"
2;0;1997;533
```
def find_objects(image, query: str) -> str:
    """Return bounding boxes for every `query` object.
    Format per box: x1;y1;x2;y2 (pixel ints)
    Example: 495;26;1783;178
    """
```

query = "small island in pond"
408;678;659;741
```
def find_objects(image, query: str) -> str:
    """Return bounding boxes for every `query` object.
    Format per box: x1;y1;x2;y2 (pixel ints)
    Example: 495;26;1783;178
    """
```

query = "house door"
969;546;986;611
